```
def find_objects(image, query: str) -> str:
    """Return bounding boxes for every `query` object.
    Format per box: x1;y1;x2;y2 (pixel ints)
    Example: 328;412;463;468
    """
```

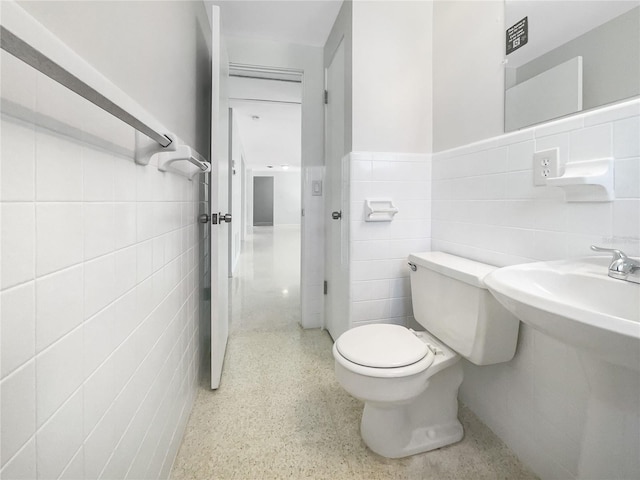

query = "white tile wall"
1;202;35;289
431;99;640;480
432;100;640;264
35;130;84;202
35;265;84;352
348;152;431;328
0;283;35;377
36;203;83;277
0;118;35;202
0;361;36;464
0;50;201;479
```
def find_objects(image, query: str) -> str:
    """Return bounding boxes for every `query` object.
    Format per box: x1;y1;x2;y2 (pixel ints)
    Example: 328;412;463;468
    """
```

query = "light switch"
312;180;322;196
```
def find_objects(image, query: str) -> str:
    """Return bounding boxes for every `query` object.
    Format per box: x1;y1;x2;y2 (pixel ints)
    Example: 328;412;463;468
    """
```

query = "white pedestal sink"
484;257;639;371
485;257;640;479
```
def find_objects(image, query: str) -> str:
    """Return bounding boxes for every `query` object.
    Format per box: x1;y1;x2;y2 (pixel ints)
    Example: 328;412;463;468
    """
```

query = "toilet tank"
408;252;519;365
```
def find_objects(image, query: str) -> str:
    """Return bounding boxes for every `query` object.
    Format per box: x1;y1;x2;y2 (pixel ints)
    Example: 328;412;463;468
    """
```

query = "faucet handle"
591;246;640;283
590;245;628;261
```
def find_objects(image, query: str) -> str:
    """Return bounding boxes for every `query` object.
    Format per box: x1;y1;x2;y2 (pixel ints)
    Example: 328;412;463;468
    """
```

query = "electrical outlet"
533;148;559;186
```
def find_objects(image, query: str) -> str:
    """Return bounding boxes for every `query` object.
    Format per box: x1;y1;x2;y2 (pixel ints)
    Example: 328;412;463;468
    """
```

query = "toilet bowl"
332;252;520;458
333;325;464;458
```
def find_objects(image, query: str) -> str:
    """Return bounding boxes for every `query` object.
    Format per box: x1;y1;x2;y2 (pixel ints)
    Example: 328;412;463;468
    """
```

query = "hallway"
170;227;537;480
229;226;302;334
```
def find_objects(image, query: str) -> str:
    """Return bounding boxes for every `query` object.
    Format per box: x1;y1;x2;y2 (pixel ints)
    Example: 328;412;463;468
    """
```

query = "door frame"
252;175;275;226
223;39;325;328
228;62;319;327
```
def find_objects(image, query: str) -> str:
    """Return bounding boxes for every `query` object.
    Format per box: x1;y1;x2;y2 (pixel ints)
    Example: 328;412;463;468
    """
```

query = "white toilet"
332;252;520;458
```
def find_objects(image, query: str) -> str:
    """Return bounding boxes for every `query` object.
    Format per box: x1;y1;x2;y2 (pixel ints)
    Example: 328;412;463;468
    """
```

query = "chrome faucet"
591;246;640;284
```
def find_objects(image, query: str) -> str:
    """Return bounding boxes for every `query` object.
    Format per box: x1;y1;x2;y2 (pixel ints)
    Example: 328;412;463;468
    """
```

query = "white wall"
0;2;209;478
250;171;301;226
351;0;433;154
300;166;326;328
324;0;433;155
273;172;301;225
16;0;212;157
432;0;504;152
244;167;254;237
431;100;640;479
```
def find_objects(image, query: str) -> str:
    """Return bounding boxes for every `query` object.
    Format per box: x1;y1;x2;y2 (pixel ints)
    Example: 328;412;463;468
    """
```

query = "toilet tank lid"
408;252;497;288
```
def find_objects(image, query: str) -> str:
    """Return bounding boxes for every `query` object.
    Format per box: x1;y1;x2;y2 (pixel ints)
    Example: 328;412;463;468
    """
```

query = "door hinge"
324;280;328;295
324;90;328;105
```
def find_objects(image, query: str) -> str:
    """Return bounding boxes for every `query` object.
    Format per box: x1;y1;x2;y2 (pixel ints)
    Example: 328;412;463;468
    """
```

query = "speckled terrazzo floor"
171;226;538;480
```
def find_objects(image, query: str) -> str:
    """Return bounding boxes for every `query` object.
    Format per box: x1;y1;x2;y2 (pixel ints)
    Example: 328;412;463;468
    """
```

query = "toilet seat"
336;324;430;368
334;324;436;378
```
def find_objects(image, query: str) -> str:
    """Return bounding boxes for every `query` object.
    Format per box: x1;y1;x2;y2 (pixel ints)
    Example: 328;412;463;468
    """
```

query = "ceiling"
210;0;343;47
229;76;302;170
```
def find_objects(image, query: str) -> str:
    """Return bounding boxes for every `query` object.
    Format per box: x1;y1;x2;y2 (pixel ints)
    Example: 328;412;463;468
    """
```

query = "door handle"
211;213;231;225
198;213;210;224
331;211;342;220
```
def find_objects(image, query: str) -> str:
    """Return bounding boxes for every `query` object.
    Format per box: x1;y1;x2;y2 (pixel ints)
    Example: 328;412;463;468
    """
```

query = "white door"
324;40;348;341
210;5;230;389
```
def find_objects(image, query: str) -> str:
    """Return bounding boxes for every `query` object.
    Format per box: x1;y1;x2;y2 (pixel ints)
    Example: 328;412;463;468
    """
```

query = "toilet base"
360;361;464;458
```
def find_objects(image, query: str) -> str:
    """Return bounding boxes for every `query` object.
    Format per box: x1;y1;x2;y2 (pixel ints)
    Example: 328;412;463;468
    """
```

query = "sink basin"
484;257;640;371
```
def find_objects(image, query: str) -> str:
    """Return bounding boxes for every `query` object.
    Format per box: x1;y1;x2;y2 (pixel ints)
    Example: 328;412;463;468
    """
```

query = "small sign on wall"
506;16;528;55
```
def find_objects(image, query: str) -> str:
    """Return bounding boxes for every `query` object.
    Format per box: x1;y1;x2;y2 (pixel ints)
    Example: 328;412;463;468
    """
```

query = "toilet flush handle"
408;262;417;272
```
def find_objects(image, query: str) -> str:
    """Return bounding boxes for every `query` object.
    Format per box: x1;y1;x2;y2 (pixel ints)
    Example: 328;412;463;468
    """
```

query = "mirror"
504;0;640;131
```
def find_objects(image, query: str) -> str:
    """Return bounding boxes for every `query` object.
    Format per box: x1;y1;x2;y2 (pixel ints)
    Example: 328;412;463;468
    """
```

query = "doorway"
227;64;303;333
253;176;274;226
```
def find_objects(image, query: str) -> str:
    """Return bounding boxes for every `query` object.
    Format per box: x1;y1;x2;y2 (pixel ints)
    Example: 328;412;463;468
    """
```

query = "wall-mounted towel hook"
157;144;211;180
135;131;210;180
